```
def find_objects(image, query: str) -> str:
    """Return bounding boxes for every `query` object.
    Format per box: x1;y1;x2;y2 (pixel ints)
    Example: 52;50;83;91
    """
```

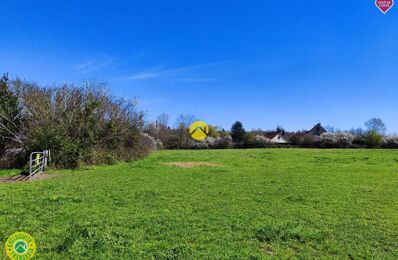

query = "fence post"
29;153;33;178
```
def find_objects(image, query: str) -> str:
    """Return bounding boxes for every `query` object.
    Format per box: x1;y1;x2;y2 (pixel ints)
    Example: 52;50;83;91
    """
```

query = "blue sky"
1;1;397;133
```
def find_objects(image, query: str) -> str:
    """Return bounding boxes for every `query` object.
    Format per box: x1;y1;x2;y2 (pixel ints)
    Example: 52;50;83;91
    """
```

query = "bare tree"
156;113;169;128
175;114;196;148
175;114;196;128
0;75;27;152
365;118;387;134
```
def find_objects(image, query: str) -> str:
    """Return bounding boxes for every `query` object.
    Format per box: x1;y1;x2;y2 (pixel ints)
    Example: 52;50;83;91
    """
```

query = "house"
265;131;291;144
260;123;327;144
305;123;327;138
270;133;290;144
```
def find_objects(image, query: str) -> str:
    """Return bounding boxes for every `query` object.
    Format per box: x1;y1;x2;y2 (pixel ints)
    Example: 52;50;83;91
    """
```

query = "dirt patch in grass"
162;162;222;168
261;244;274;256
0;173;57;184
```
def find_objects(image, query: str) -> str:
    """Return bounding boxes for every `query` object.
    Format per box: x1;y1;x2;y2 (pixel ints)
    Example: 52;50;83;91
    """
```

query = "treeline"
290;131;397;149
145;115;398;149
0;75;155;169
1;74;397;169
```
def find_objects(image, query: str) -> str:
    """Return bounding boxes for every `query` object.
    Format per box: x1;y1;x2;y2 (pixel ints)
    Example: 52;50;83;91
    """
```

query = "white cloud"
73;55;116;75
117;61;227;82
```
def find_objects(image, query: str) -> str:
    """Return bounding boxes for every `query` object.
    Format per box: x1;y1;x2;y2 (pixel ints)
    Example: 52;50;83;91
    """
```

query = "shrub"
335;133;355;148
207;125;219;138
154;139;164;150
320;133;337;147
191;142;209;149
242;132;256;148
364;131;384;148
139;133;157;152
205;136;216;147
190;137;215;149
289;134;305;146
163;135;181;149
382;136;398;148
1;79;149;168
254;135;269;148
352;135;366;146
213;136;232;149
0;148;25;168
302;135;316;148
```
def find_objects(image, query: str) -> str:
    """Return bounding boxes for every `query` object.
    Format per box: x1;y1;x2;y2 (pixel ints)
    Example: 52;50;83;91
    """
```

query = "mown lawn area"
0;169;21;178
0;149;397;259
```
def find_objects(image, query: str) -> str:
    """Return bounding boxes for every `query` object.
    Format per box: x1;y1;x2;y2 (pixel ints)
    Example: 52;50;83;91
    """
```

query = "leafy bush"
319;133;354;148
192;136;234;149
213;136;232;149
163;135;181;149
320;133;337;147
1;79;152;168
242;132;256;148
383;136;398;148
352;135;366;146
364;131;384;148
254;135;269;148
191;142;209;149
302;135;316;148
139;133;157;152
335;133;354;147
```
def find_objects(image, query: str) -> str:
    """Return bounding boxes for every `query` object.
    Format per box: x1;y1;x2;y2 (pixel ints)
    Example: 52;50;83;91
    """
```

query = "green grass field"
0;169;21;178
1;149;397;259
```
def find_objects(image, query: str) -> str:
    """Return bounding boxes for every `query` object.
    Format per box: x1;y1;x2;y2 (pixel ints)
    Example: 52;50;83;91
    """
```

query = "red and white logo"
375;0;394;14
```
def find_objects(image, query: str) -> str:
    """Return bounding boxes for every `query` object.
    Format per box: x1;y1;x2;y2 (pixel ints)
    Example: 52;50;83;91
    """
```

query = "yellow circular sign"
189;121;209;141
5;232;36;260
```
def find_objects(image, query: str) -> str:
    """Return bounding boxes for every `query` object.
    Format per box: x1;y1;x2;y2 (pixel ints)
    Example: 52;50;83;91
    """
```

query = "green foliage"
2;79;150;168
0;74;17;113
163;135;181;149
231;121;245;143
0;149;397;258
177;124;188;148
302;135;316;148
365;118;386;134
0;74;23;156
243;132;255;148
276;126;285;135
364;131;384;148
207;124;219;138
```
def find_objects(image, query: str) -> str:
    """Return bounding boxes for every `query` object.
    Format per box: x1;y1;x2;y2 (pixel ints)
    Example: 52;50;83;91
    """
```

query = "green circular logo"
5;232;36;260
14;240;28;254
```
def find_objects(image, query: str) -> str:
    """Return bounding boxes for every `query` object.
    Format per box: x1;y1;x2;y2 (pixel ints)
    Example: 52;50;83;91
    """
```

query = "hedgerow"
0;75;152;168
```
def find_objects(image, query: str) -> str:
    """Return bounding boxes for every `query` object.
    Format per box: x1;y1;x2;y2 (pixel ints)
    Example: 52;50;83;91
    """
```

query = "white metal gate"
29;150;51;179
